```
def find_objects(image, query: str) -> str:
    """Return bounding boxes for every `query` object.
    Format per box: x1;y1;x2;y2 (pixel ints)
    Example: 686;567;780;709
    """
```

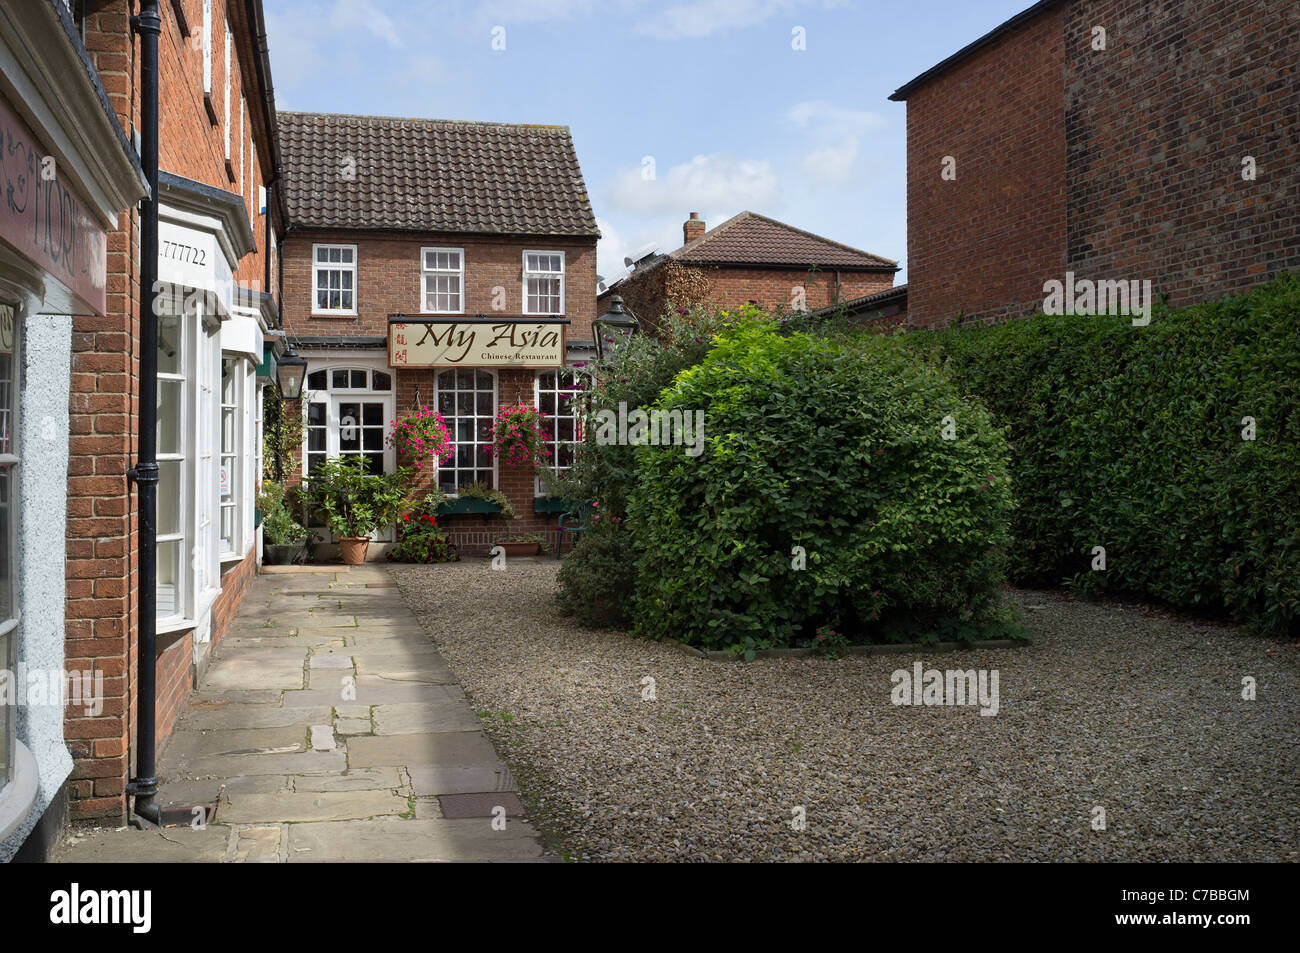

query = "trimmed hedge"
909;274;1300;637
628;319;1019;652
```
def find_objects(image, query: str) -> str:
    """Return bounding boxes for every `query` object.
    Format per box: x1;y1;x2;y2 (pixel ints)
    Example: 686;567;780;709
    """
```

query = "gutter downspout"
126;0;163;828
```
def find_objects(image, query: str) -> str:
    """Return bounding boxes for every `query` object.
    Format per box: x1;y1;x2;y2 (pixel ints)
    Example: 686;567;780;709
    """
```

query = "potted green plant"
257;481;310;565
303;456;411;564
491;533;544;557
438;481;518;518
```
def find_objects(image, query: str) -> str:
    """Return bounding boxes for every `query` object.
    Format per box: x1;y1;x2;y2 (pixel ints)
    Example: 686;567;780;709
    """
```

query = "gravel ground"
391;560;1299;862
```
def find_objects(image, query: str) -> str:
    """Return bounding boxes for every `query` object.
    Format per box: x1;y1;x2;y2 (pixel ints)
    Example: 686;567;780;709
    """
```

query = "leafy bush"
910;273;1300;637
551;307;740;623
389;493;458;563
257;480;308;545
304;456;412;539
554;520;638;628
628;319;1017;651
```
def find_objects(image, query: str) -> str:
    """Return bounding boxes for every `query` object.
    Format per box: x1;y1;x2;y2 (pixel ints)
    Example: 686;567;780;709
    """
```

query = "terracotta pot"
339;536;371;565
494;541;540;558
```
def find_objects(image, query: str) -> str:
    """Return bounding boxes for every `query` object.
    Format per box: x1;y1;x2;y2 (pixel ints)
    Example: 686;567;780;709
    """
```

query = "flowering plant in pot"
387;406;455;469
304;456;411;564
389;492;460;564
486;402;551;468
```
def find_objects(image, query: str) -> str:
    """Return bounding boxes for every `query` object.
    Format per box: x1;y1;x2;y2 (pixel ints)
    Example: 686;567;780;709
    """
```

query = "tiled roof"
279;112;600;237
672;211;897;270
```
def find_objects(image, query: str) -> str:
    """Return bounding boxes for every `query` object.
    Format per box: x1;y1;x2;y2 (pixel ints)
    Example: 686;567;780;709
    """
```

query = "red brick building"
599;211;898;327
892;0;1300;327
59;0;283;824
277;112;600;555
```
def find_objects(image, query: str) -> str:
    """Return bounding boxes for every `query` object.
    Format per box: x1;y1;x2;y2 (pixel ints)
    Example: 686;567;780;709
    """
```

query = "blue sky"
264;0;1036;285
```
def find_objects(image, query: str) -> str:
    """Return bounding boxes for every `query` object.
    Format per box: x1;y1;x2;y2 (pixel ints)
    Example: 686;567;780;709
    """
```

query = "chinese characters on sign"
389;320;566;368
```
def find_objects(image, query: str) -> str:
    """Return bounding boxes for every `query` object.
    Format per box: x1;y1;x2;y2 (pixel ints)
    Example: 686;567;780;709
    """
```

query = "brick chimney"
683;211;705;246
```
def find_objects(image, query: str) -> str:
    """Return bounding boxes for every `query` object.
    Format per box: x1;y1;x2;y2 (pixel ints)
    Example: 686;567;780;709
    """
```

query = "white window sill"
311;311;358;318
0;741;39;843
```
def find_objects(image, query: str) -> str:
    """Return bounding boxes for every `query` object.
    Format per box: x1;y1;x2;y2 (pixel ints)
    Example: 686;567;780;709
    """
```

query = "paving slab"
200;657;306;691
407;764;519;796
438;792;526;819
372;701;483;735
335;717;372;735
346;731;500;768
179;705;328;731
160;726;308;758
159;774;289;806
172;749;348;779
291;767;404;793
56;827;231;863
281;681;464;708
310;725;336;750
217;790;408;824
285;818;545;862
231;825;282;863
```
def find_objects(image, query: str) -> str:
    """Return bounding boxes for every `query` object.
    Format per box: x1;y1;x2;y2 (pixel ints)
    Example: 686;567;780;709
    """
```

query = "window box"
437;498;502;516
533;496;570;514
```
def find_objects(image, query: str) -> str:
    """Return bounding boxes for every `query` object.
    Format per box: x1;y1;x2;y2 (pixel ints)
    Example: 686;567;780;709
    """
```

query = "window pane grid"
313;244;356;312
435;369;494;493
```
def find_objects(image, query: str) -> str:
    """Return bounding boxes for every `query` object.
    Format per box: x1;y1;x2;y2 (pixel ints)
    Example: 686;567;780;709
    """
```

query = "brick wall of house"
1062;0;1300;308
68;0;277;821
282;230;599;342
610;263;894;326
902;0;1300;328
280;230;597;555
903;5;1067;328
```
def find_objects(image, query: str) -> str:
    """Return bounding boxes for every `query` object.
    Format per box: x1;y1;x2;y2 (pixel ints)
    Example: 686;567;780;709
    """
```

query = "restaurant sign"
0;93;108;315
388;318;567;368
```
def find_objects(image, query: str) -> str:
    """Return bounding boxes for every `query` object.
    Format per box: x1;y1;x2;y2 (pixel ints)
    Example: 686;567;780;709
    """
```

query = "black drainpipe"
126;0;163;828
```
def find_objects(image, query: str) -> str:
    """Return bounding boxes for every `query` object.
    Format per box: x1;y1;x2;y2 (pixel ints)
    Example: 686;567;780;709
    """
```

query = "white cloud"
605;153;778;216
799;136;858;182
634;0;847;40
786;100;885;184
328;0;403;47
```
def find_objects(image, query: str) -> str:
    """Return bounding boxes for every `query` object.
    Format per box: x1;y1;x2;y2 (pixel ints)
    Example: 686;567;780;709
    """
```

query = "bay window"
0;303;17;791
156;300;223;628
422;247;464;313
219;358;241;557
434;369;495;493
523;251;564;315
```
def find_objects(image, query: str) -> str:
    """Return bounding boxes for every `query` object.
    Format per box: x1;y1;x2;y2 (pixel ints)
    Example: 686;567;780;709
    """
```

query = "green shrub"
628;319;1017;651
554;520;637;628
549;307;740;623
912;273;1300;637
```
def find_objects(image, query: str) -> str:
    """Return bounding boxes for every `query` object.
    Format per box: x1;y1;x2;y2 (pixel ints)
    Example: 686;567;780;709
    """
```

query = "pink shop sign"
0;93;108;315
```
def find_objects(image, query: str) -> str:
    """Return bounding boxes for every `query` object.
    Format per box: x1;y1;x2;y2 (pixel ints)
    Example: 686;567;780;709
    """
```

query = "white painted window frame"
433;368;498;494
420;247;465;314
523;249;565;315
312;243;358;315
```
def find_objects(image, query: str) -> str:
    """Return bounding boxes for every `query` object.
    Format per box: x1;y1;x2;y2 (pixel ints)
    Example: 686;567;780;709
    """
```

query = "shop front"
0;0;147;860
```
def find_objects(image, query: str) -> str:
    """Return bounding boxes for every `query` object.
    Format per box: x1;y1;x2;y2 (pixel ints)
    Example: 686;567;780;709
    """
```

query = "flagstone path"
55;564;550;863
